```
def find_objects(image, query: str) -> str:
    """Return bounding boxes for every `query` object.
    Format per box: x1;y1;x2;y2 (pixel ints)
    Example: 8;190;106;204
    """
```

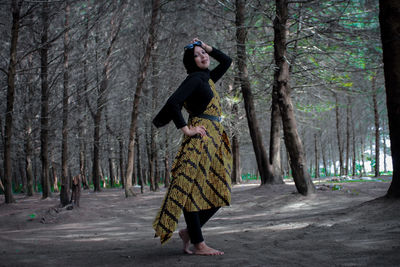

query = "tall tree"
371;74;380;177
3;0;23;203
92;1;125;191
235;0;276;184
60;1;70;206
273;0;314;195
40;0;51;198
125;0;160;197
379;0;400;198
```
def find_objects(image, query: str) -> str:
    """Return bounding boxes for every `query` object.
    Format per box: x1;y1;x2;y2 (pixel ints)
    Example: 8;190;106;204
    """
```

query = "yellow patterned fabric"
153;79;232;244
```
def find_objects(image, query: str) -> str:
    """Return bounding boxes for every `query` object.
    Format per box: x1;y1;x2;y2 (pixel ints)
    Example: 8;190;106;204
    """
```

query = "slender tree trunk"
360;137;366;175
230;76;241;184
372;75;380;177
379;0;400;197
136;132;144;193
3;0;23;203
60;2;70;206
335;94;344;176
274;0;314;195
92;7;124;192
270;82;284;183
321;135;328;177
125;0;160;197
146;124;155;191
235;0;275;184
119;138;125;185
25;55;34;197
40;1;51;199
79;4;89;190
314;134;319;178
345;96;351;176
352;109;357;176
383;120;387;173
164;129;170;188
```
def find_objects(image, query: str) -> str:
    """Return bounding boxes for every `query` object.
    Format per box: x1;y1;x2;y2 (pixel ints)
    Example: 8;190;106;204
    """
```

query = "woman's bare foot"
193;241;224;256
178;229;193;254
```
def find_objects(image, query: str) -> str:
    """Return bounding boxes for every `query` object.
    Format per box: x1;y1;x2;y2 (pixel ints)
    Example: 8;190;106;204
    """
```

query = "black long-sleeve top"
153;48;232;129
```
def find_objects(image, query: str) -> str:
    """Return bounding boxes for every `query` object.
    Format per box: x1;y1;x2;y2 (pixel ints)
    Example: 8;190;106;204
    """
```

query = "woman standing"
152;38;232;255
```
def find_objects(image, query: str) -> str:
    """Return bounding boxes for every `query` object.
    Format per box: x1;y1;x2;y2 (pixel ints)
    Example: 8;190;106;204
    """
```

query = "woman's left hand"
192;38;212;53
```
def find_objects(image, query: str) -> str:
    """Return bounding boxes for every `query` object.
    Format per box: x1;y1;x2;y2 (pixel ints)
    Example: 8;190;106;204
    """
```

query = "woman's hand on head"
181;125;207;137
192;38;212;53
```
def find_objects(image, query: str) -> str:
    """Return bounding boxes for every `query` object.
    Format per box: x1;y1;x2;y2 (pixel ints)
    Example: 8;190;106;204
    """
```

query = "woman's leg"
183;207;223;255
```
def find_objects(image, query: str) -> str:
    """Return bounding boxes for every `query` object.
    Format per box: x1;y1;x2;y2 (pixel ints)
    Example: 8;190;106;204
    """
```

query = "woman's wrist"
181;126;191;136
203;44;213;53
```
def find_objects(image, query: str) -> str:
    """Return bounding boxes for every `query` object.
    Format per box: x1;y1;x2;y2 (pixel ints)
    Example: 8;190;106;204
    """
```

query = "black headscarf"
183;44;208;74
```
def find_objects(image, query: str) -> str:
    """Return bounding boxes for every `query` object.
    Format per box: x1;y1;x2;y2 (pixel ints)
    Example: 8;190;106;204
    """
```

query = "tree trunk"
352;110;357;176
321;135;328;177
314;134;319;178
164;130;170;188
230;75;241;184
3;0;23;203
270;80;284;183
345;96;351;176
60;2;70;206
372;75;380;177
136;132;144;193
92;7;124;192
235;0;275;184
379;0;400;197
360;137;366;175
146;124;155;191
383;120;387;173
274;0;315;195
125;0;160;197
119;138;126;186
40;0;51;199
335;93;344;176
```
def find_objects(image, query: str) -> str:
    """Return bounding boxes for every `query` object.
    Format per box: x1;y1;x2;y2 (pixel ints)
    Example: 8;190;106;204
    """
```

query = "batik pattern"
153;79;232;244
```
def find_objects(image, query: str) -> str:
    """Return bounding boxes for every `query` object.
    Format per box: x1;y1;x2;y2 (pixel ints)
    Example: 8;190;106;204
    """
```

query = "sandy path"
0;180;399;266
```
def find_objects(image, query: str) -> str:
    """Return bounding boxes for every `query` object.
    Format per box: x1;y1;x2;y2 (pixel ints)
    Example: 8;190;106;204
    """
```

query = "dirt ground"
1;178;399;267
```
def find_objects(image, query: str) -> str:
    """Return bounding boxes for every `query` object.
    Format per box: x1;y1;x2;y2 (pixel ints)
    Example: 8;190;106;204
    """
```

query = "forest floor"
1;177;399;267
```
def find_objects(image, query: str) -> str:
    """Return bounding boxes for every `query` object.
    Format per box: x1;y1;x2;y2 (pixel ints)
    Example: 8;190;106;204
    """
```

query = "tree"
125;0;160;197
235;0;277;185
60;1;70;206
40;0;51;199
3;0;24;203
379;0;400;198
273;0;314;195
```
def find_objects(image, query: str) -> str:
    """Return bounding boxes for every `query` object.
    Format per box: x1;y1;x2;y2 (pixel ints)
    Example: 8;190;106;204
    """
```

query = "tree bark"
40;0;51;199
274;0;314;195
351;106;357;176
372;75;380;177
92;5;124;192
235;0;275;184
3;0;23;203
230;75;241;184
163;129;170;188
335;93;344;176
314;134;319;178
125;0;160;197
379;0;400;197
270;81;284;183
60;2;70;206
345;96;351;176
79;2;90;190
136;132;144;193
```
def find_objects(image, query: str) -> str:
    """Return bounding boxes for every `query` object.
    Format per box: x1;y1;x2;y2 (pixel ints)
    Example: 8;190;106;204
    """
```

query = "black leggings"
183;207;220;244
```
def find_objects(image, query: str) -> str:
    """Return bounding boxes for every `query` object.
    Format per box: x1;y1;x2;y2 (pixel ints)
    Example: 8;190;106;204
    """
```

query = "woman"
152;38;232;256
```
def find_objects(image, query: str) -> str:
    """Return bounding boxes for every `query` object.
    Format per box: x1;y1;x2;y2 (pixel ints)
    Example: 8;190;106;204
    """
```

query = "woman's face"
193;46;210;69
